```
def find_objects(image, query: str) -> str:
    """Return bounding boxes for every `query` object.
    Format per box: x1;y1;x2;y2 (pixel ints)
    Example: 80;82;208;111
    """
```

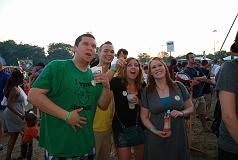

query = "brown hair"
74;33;95;47
117;57;144;92
146;57;176;95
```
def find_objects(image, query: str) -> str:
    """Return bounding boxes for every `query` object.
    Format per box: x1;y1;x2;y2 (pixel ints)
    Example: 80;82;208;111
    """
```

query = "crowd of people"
0;31;237;160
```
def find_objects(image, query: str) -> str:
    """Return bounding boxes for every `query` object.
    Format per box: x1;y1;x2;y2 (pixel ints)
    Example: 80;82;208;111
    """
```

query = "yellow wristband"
65;112;71;122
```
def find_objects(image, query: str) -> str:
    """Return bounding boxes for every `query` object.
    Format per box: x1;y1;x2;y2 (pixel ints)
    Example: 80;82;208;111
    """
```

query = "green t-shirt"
32;60;102;157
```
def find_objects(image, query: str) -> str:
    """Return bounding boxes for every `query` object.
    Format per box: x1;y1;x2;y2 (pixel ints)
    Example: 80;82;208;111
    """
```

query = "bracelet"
65;112;71;122
149;127;158;133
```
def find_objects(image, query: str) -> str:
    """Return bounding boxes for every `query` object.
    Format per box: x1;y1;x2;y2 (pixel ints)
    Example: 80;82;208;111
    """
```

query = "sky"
0;0;237;58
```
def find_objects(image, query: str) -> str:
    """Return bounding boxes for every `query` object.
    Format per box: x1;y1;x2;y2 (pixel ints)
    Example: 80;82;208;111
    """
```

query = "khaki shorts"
204;93;212;111
192;96;206;115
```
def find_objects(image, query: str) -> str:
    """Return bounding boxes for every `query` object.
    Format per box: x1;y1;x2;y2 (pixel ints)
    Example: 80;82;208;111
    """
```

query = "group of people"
0;31;237;160
0;64;39;160
25;33;194;160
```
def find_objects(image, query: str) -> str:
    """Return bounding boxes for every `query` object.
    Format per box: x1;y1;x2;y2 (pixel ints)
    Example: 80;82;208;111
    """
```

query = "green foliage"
0;40;75;66
46;43;73;63
0;40;46;66
137;52;151;64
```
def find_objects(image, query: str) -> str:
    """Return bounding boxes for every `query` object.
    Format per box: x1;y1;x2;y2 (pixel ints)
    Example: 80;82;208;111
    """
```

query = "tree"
157;51;169;58
137;52;151;65
0;40;18;65
46;43;73;63
17;43;46;66
0;40;46;66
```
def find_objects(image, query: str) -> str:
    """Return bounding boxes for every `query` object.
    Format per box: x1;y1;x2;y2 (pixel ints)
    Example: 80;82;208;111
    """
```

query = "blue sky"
0;0;237;57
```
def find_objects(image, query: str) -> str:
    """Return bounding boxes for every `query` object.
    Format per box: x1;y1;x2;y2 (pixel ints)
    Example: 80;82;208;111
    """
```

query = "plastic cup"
127;94;137;109
91;66;102;74
91;66;102;85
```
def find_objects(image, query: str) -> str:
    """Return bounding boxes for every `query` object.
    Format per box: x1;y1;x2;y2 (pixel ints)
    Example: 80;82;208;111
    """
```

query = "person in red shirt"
17;110;38;160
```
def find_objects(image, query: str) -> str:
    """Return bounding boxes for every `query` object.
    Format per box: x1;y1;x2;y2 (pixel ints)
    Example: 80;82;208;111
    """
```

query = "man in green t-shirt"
28;33;111;160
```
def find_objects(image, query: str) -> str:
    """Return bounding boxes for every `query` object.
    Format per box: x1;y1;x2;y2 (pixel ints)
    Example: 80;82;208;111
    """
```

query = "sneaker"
0;144;3;151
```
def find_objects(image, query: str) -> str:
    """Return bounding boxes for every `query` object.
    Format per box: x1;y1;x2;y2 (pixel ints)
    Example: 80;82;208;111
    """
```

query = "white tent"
195;56;211;61
223;55;238;61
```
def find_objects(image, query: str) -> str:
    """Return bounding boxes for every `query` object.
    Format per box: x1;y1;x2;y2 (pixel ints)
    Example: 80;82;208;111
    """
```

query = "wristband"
149;127;158;133
65;112;71;122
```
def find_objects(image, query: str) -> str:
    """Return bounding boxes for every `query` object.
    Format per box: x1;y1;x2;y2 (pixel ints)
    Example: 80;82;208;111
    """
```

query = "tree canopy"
0;39;233;67
0;40;73;66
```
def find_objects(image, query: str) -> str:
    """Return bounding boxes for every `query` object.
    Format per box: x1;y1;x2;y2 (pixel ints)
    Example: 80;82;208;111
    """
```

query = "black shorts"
113;130;145;148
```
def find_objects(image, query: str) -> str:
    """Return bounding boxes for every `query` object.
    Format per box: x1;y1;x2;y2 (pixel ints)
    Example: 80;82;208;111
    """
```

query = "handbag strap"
115;106;140;128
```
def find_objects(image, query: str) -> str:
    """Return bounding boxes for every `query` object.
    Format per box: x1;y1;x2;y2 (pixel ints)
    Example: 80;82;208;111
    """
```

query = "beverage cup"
91;66;102;74
91;66;102;85
127;93;137;109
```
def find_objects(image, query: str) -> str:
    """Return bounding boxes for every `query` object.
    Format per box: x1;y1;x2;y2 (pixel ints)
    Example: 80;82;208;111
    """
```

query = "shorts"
113;130;145;148
192;96;206;115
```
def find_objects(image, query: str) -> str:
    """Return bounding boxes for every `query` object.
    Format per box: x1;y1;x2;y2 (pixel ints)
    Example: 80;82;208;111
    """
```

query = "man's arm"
28;88;86;131
28;88;68;120
93;72;112;110
219;90;238;144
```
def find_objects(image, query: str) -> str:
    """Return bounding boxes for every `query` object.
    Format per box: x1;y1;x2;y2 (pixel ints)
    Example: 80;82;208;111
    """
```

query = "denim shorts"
113;130;145;148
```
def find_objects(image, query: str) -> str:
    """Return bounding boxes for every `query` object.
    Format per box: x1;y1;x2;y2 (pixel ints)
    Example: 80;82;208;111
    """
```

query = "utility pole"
213;29;217;55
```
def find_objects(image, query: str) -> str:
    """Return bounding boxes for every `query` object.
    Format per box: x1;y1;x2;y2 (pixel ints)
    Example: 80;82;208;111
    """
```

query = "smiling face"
126;59;140;81
98;43;115;65
149;59;166;80
74;36;97;64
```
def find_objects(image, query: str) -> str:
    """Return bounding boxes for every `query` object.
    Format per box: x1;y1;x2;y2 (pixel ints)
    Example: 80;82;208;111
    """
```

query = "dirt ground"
0;96;218;160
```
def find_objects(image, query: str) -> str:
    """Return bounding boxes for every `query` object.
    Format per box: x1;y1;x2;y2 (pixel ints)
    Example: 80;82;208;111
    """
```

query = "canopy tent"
223;55;238;60
195;56;211;61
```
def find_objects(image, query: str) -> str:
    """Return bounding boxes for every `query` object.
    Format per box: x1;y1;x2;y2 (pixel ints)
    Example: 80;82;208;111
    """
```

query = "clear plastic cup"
127;93;137;109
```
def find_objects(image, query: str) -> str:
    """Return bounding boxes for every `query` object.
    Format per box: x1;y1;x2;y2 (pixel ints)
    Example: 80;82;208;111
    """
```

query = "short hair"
74;33;95;47
170;58;177;66
117;48;128;57
98;41;113;53
25;110;37;127
186;52;194;59
201;60;208;66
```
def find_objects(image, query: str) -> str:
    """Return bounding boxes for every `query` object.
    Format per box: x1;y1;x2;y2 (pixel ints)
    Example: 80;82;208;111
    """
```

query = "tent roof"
223;55;238;60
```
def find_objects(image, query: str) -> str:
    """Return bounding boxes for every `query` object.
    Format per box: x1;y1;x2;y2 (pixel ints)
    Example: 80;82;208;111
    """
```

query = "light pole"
213;29;217;54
